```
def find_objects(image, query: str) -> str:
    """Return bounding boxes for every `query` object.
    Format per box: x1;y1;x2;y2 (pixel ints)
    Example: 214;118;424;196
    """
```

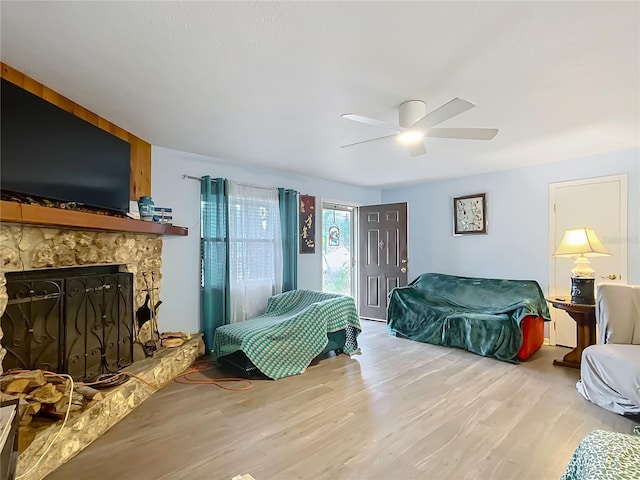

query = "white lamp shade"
553;227;610;258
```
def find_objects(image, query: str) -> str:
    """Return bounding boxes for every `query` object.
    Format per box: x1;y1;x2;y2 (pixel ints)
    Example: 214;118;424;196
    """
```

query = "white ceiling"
1;1;638;189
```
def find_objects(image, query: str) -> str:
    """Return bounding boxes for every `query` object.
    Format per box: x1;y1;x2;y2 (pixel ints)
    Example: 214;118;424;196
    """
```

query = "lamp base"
571;277;595;305
571;256;596;277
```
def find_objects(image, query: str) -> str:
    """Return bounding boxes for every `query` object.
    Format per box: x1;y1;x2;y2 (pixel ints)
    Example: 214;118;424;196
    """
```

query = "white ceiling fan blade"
408;141;427;157
341;114;403;132
341;133;399;149
426;128;498;140
411;98;476;130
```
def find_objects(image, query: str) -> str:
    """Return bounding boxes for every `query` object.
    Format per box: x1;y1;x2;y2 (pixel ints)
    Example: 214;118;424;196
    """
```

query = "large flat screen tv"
1;78;131;213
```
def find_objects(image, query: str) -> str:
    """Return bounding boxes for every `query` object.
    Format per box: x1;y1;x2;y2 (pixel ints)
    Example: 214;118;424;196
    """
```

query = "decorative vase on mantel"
137;196;154;222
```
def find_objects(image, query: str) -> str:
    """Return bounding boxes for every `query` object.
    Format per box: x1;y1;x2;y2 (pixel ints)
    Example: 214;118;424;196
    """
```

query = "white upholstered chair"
576;283;640;416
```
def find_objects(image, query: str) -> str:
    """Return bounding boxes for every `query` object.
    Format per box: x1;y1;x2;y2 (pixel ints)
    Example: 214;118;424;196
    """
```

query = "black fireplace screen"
2;266;134;381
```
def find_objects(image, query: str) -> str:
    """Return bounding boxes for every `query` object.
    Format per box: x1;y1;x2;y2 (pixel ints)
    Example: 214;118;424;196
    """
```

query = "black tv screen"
1;78;131;213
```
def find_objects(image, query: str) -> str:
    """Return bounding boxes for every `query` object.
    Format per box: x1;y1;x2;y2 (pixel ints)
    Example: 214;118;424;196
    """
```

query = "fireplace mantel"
0;200;188;236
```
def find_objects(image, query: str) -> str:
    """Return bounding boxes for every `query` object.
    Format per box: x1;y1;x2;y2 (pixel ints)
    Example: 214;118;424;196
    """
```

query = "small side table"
547;298;596;369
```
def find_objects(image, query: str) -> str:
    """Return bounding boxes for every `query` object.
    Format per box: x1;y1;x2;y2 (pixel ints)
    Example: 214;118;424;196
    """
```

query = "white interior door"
550;175;627;347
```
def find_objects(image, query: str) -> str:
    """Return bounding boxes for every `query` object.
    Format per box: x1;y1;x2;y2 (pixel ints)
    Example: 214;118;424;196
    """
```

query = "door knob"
601;274;617;280
401;259;407;264
401;267;407;273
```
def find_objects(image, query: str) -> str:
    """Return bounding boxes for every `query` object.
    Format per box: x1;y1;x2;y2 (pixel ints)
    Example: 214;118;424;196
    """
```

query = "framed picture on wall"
299;194;316;253
453;193;487;235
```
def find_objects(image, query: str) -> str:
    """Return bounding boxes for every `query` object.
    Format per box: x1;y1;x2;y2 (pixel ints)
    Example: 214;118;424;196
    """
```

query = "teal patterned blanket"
387;273;550;362
561;427;640;480
213;290;361;379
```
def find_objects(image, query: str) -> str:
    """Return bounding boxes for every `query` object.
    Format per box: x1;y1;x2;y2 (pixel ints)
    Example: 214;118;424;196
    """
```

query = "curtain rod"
181;174;278;191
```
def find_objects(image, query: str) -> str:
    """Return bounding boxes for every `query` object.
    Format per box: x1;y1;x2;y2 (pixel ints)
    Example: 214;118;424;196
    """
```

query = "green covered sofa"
387;273;550;362
213;290;361;379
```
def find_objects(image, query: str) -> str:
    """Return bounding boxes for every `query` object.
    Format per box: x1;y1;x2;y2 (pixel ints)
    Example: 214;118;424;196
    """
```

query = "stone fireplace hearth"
0;219;203;480
12;334;204;480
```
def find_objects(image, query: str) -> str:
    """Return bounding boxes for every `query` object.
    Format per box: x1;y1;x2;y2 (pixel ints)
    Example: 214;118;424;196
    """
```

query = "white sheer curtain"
228;182;283;323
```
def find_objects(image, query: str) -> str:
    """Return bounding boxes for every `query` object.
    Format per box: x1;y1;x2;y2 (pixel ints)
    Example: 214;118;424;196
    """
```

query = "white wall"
151;146;381;333
381;148;640;295
151;145;638;335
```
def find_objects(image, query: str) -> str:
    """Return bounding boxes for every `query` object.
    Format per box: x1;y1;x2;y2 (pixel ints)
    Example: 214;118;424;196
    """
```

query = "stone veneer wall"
0;223;164;374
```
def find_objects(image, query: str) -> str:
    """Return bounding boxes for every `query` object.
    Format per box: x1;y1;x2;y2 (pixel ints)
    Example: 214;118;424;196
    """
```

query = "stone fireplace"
0;218;203;480
0;65;201;479
0;222;164;375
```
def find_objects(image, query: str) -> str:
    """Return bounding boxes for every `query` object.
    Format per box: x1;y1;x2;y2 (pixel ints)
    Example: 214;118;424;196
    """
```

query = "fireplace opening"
2;265;134;381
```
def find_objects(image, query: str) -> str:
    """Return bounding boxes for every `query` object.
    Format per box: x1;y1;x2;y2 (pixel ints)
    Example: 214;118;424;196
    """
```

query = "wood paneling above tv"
0;62;151;200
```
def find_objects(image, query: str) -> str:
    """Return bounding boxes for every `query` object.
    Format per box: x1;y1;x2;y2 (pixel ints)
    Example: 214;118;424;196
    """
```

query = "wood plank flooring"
46;320;638;480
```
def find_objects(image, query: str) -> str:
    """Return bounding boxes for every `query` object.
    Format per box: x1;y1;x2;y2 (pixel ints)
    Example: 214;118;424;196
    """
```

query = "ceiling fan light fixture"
340;97;497;154
398;130;424;144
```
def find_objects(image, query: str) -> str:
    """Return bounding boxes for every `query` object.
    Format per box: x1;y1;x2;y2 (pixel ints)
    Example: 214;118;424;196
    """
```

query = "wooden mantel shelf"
0;201;188;236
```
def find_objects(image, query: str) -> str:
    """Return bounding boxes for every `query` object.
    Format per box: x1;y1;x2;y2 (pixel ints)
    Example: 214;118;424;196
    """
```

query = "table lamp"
553;227;610;304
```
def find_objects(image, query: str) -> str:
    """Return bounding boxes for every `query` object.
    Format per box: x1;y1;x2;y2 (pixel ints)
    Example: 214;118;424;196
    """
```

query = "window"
227;182;282;323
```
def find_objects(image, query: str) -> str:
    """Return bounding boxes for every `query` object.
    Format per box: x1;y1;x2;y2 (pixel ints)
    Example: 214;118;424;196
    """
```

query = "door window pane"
322;206;352;296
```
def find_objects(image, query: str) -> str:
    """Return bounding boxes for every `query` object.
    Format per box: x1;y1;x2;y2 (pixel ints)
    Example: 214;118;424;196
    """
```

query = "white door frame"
548;174;628;345
320;198;360;304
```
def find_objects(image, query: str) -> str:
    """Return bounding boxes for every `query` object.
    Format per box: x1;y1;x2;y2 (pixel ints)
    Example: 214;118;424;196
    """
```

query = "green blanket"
213;290;361;379
387;273;550;362
561;428;640;480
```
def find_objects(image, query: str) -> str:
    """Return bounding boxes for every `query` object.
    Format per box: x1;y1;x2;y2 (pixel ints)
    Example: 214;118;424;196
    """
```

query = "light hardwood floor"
46;320;638;480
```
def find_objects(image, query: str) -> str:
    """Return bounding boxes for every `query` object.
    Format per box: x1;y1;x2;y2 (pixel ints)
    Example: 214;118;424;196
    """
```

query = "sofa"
213;290;361;379
576;283;640;416
387;273;550;362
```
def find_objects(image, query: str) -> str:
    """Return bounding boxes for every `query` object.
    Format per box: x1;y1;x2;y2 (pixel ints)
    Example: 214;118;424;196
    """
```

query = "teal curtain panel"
278;188;298;291
200;176;230;352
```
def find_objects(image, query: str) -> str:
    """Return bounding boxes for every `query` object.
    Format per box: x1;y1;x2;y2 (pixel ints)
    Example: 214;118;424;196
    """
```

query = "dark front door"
358;202;408;321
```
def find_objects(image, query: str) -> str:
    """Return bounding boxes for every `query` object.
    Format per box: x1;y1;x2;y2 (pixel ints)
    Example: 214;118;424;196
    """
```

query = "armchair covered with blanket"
213;290;361;379
387;273;550;362
576;283;640;416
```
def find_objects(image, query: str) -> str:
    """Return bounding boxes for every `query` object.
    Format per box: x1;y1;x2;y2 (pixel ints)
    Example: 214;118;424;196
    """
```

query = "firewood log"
28;383;63;404
161;337;185;348
46;376;70;385
160;331;189;340
54;381;72;396
27;401;42;415
0;370;46;390
0;370;47;391
16;394;31;420
43;394;83;417
71;392;86;405
75;385;103;401
2;378;30;394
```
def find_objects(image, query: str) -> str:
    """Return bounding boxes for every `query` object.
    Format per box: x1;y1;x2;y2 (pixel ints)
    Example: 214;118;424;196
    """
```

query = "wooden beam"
130;137;152;199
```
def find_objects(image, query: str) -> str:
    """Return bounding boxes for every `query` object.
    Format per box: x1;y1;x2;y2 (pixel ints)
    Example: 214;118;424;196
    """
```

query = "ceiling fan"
340;98;498;157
